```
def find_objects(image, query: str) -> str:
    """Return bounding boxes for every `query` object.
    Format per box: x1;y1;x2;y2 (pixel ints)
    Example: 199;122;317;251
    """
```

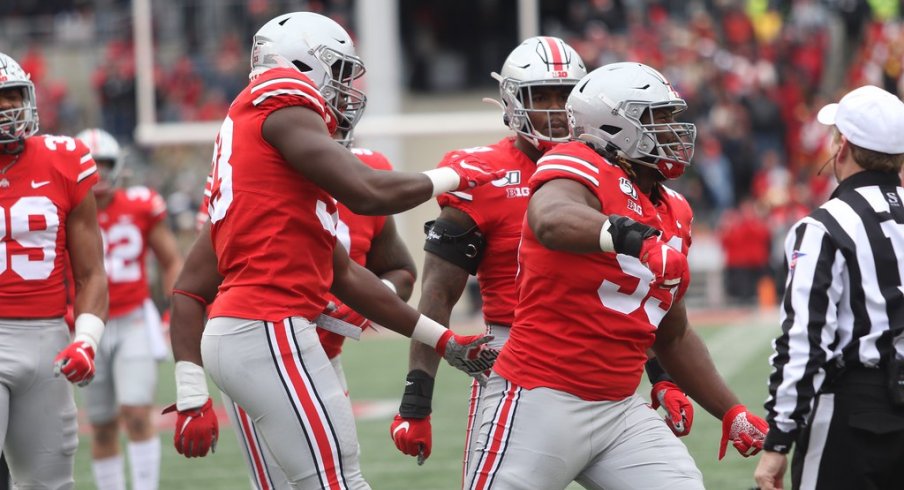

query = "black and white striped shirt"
764;170;904;452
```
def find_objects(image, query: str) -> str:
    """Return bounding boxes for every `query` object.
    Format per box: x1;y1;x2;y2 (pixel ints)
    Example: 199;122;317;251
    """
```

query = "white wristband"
74;313;105;351
175;361;210;411
422;167;461;197
410;314;447;349
381;278;398;295
599;219;615;253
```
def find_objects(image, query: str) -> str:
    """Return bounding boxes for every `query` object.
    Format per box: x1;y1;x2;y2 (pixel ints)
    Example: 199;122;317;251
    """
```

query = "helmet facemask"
496;75;575;152
312;45;366;135
625;102;696;179
0;54;38;153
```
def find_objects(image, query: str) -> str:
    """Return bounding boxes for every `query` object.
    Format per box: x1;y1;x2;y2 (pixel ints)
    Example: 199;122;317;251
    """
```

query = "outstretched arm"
263;107;503;216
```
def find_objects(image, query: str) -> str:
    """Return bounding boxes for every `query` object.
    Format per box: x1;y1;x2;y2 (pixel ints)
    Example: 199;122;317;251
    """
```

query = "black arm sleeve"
423;218;485;275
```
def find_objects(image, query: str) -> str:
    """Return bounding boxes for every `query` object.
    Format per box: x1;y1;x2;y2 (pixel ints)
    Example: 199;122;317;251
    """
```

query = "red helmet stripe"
540;36;564;68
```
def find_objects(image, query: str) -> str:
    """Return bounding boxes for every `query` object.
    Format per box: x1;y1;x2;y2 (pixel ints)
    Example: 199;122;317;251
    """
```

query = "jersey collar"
831;169;900;199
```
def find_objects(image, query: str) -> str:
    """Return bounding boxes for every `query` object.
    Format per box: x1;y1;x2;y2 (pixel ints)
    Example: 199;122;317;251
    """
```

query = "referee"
754;85;904;490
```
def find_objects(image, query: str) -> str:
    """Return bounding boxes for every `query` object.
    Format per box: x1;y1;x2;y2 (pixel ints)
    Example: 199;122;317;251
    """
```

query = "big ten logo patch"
492;170;522;187
506;187;530;198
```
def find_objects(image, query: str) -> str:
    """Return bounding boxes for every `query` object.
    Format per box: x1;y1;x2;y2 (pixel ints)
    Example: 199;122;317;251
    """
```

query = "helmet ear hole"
292;60;313;73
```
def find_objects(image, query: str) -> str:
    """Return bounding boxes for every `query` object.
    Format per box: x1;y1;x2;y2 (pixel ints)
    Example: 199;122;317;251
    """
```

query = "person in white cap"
754;85;904;490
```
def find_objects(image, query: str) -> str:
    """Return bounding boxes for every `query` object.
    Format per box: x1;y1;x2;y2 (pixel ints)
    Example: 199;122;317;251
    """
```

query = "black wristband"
762;424;796;454
644;358;673;385
608;215;659;257
399;369;435;419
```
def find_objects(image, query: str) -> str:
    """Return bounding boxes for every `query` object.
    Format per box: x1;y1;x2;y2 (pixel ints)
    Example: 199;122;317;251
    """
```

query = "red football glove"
53;340;96;386
447;157;507;191
163;397;219;458
435;331;498;385
390;414;432;465
639;236;689;291
719;404;768;460
327;301;371;330
650;381;694;437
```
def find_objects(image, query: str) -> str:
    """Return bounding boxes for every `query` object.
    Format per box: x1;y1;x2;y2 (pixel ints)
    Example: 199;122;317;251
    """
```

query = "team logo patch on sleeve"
619;177;638;199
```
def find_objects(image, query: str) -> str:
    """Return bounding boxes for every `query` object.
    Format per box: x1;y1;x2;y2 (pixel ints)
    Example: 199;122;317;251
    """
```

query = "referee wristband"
422;168;461;197
74;313;105;351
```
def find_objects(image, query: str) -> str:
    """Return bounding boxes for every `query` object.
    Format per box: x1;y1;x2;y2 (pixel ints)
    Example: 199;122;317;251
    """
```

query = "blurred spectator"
719;199;772;305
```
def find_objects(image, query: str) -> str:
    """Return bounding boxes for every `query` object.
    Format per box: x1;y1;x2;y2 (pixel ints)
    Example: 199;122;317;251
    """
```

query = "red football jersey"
0;135;98;318
98;186;167;318
435;137;536;325
208;67;340;322
318;148;392;358
493;141;694;401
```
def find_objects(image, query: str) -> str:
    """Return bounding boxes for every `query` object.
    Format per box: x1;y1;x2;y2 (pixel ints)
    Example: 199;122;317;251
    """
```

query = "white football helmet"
250;12;367;135
567;62;696;179
0;52;39;152
76;128;123;192
491;37;586;152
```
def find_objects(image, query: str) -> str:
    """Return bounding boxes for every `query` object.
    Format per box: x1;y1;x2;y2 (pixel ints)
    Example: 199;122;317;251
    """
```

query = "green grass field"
72;310;789;489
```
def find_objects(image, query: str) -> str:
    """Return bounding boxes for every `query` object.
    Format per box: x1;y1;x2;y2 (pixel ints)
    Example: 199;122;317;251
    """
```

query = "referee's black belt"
823;366;886;393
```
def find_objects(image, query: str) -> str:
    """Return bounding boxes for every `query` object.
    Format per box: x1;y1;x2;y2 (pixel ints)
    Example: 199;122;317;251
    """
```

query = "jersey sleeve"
50;136;98;208
196;172;212;232
530;143;602;197
136;187;168;228
248;68;337;134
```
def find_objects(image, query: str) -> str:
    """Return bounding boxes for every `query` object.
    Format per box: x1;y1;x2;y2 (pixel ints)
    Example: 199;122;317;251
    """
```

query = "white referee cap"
817;85;904;154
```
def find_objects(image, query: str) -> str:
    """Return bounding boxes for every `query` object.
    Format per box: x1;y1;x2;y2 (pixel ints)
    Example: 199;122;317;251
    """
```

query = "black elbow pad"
423;219;485;275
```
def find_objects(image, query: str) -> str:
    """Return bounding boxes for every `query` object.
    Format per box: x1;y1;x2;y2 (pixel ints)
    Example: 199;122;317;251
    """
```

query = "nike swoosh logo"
392;421;410;437
31;180;50;189
334;38;347;44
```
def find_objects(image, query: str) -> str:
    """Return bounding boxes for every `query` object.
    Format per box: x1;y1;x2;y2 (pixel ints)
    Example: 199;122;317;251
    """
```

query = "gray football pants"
464;373;704;490
202;316;368;490
0;318;78;490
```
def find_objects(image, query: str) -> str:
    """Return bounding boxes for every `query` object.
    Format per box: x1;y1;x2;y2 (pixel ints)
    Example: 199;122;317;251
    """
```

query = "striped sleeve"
249;70;337;134
531;152;600;192
70;139;99;206
764;216;843;443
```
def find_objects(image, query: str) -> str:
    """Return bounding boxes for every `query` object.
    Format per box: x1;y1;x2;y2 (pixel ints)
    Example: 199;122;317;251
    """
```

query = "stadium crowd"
2;0;904;306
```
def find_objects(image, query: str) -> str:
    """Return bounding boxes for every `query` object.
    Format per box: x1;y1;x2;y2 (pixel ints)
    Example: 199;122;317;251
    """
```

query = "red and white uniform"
0;134;96;490
436;137;536;326
495;141;694;401
98;186;167;318
0;135;97;318
202;68;369;489
466;141;702;490
207;67;338;322
318;148;391;360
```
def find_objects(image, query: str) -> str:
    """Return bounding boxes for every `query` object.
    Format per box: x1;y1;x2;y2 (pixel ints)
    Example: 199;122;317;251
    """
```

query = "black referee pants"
791;369;904;490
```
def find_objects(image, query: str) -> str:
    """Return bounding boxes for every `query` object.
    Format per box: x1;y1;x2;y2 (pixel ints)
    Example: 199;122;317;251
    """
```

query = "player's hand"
326;301;371;330
163;397;219;458
53;340;96;386
720;404;768;460
390;414;432;464
639;235;689;291
435;332;498;385
650;381;694;437
447;157;507;191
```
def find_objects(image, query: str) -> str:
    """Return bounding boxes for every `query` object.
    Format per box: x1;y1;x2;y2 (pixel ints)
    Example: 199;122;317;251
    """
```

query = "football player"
462;62;768;489
167;12;501;489
75;128;183;490
194;132;418;490
0;52;108;489
389;38;694;474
